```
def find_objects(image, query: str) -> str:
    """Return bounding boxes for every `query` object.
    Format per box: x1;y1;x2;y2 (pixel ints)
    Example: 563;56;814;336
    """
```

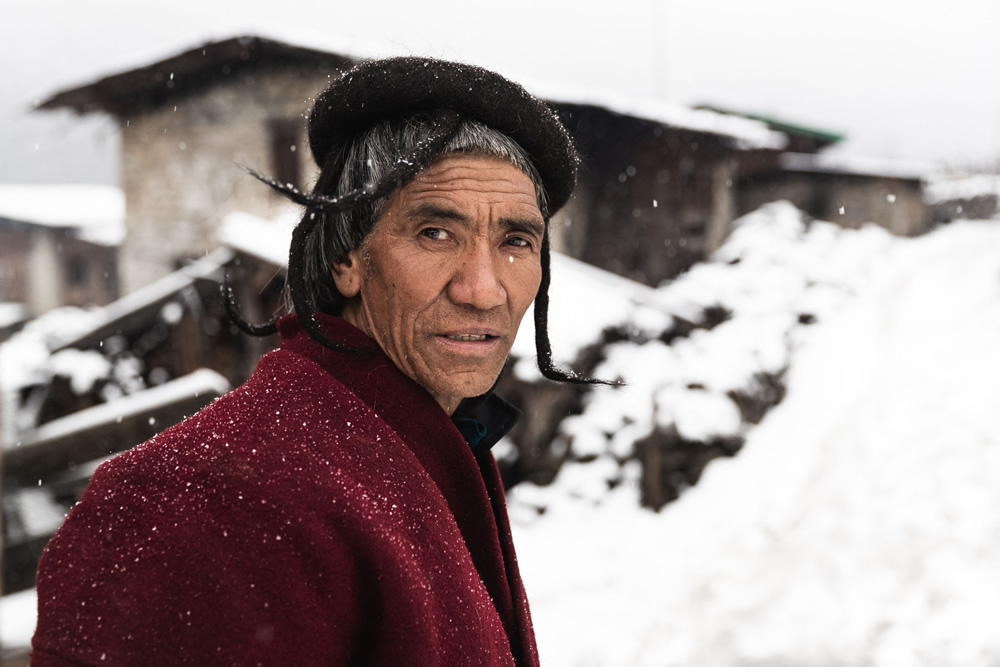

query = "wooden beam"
4;369;229;488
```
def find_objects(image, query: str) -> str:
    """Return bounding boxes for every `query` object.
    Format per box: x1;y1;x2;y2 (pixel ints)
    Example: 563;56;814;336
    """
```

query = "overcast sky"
3;0;999;184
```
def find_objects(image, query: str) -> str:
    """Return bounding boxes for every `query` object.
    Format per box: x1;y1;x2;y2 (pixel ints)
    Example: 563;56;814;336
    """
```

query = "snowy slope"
510;211;1000;666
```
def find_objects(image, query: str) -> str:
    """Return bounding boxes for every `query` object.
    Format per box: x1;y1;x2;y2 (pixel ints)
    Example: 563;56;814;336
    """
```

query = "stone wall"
119;65;337;291
738;171;929;236
930;193;999;223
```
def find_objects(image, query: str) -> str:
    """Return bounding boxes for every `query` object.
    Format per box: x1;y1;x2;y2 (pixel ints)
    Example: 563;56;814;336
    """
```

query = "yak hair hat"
306;55;579;218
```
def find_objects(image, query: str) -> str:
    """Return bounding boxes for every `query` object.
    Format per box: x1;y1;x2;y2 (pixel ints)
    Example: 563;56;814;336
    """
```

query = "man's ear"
331;247;365;298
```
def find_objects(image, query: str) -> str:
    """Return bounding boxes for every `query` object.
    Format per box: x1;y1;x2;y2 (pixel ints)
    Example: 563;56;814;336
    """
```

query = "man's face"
334;153;545;414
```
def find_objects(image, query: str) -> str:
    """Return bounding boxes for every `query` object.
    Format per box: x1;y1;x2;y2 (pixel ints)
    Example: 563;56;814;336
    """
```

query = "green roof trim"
696;105;845;145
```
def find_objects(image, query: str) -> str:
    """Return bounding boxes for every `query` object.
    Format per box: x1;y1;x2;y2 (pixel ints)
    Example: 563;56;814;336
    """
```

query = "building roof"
36;34;356;116
37;32;788;151
535;81;787;150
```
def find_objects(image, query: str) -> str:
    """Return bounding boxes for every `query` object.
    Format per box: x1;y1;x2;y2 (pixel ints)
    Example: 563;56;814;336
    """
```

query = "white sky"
2;0;999;184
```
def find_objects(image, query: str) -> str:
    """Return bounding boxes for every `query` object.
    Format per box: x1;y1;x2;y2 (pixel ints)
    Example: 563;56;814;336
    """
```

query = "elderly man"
32;56;595;666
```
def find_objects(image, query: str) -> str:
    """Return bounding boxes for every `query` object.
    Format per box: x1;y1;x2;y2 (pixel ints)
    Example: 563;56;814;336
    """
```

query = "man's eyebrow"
499;217;545;239
407;203;467;222
406;203;545;238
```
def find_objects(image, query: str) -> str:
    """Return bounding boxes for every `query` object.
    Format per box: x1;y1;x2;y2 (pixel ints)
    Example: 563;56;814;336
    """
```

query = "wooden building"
2;244;282;595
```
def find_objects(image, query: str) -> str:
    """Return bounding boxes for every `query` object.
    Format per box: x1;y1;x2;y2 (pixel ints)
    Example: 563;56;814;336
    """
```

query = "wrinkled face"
334;154;545;415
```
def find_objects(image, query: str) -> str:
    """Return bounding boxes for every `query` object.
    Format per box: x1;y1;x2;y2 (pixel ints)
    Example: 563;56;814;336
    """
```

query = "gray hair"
299;116;550;314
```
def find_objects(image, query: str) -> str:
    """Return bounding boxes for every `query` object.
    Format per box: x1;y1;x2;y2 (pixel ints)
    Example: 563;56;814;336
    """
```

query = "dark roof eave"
784;165;924;183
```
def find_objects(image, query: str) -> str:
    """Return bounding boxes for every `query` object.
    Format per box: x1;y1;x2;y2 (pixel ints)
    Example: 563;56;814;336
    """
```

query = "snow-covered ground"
509;206;1000;666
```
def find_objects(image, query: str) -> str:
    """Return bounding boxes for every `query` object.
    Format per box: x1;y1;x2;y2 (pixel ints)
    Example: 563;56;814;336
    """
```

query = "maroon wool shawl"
32;314;539;666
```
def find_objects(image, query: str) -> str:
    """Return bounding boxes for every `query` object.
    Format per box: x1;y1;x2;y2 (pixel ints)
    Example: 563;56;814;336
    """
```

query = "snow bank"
510;207;1000;665
518;201;897;483
511;252;672;382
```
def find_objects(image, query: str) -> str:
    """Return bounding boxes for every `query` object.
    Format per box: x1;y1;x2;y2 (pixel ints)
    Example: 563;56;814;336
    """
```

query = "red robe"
32;314;539;666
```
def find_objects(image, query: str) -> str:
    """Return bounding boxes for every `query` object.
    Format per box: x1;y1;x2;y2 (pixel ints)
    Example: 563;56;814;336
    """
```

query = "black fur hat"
307;56;579;217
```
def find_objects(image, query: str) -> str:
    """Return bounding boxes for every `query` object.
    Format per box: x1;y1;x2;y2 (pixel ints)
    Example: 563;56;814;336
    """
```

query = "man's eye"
506;236;532;249
421;228;449;241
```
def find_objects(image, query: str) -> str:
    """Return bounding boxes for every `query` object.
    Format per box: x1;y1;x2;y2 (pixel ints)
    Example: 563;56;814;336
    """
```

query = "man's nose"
448;242;506;310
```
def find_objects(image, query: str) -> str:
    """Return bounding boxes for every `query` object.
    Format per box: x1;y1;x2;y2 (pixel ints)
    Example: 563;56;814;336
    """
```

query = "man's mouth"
445;334;493;342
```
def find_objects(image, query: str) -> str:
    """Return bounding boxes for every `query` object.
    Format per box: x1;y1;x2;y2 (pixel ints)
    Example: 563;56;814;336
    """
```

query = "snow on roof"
0;302;29;329
780;151;939;181
12;368;230;455
219;207;300;266
4;369;231;487
0;184;125;245
924;173;1000;203
0;306;109;447
0;306;105;383
524;77;788;150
